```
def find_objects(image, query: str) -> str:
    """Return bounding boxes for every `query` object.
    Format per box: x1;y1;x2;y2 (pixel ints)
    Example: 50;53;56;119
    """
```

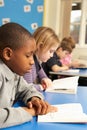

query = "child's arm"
1;104;56;129
38;67;48;79
0;77;44;128
38;67;52;90
23;65;46;91
17;77;44;103
51;64;69;72
69;60;82;68
0;107;34;128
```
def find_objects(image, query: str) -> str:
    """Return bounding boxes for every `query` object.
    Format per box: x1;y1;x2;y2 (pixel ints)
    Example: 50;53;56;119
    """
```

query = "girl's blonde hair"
33;26;60;51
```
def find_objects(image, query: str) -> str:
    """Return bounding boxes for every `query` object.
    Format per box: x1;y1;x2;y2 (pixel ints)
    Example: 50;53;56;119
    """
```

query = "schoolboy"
60;36;80;68
0;23;57;128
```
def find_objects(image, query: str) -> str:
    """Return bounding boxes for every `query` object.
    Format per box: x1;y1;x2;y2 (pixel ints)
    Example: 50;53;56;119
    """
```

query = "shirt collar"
0;60;19;81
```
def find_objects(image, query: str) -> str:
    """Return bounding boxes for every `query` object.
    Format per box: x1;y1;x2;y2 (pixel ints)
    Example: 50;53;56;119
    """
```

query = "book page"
46;76;79;94
38;103;87;123
62;69;80;73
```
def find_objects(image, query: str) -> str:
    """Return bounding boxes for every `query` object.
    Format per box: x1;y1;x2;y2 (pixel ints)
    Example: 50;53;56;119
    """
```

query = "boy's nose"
30;56;34;65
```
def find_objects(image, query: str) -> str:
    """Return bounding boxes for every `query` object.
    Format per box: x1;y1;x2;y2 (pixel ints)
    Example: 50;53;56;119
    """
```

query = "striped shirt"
24;55;47;91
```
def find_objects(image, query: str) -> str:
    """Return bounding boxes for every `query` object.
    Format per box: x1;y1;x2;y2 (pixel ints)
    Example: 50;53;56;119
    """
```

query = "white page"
46;76;79;94
38;103;87;123
62;69;80;73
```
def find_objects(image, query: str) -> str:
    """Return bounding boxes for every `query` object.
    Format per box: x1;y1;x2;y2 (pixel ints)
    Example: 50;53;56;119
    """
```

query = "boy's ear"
3;47;13;60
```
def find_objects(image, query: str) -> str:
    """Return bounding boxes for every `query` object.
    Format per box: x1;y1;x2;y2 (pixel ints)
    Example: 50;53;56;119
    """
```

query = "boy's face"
7;39;36;76
57;48;70;59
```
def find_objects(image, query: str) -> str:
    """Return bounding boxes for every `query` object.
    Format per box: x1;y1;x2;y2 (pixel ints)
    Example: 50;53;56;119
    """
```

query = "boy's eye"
26;55;30;58
26;52;34;58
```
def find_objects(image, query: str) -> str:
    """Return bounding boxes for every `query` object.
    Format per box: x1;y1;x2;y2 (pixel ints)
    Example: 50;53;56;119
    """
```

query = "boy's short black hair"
0;22;33;50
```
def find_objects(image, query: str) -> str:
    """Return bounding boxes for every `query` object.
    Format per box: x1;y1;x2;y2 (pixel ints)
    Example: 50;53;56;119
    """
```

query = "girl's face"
37;46;58;62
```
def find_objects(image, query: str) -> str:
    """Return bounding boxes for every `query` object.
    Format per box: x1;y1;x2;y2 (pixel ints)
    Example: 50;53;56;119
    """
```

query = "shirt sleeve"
38;67;48;80
46;57;58;69
23;64;36;84
0;76;44;128
0;107;32;128
16;77;44;104
23;64;47;91
24;70;45;92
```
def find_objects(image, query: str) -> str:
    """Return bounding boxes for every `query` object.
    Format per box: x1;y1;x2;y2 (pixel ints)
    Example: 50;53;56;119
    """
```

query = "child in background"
24;26;60;91
60;37;87;86
0;23;57;128
60;36;80;68
42;37;73;80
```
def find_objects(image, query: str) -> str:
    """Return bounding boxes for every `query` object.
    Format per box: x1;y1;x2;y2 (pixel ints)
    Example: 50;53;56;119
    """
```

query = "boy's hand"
23;107;36;116
27;97;57;115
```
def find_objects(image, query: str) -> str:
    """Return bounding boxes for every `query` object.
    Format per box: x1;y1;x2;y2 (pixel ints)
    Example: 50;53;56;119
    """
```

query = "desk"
3;87;87;130
49;69;87;78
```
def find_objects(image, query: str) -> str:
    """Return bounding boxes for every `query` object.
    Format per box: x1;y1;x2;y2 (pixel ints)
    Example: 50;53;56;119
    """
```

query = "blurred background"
0;0;87;62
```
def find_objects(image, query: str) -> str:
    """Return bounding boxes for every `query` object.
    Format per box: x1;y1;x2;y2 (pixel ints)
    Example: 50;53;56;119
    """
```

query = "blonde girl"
24;26;60;91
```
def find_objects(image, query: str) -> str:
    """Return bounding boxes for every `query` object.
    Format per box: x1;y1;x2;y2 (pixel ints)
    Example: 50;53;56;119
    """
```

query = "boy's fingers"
27;102;33;108
48;106;58;113
40;101;58;115
27;97;58;115
39;100;48;114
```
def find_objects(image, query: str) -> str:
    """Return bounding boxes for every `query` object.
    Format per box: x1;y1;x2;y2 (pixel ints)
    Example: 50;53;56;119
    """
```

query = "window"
70;0;87;47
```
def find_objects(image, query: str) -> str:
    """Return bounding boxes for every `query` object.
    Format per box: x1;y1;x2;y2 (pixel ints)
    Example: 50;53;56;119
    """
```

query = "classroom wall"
0;0;44;33
43;0;87;60
0;0;87;59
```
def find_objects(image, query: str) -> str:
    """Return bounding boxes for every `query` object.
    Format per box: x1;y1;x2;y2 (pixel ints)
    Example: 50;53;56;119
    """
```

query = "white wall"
43;0;87;60
43;0;61;35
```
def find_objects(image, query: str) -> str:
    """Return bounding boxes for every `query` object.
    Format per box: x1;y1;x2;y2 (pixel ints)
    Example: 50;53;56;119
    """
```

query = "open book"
46;76;79;94
38;103;87;123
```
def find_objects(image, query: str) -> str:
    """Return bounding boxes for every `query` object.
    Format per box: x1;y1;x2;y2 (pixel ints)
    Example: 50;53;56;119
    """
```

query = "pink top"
60;54;72;65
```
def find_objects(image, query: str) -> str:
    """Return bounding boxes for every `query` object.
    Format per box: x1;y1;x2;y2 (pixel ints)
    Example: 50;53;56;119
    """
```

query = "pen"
54;88;68;90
